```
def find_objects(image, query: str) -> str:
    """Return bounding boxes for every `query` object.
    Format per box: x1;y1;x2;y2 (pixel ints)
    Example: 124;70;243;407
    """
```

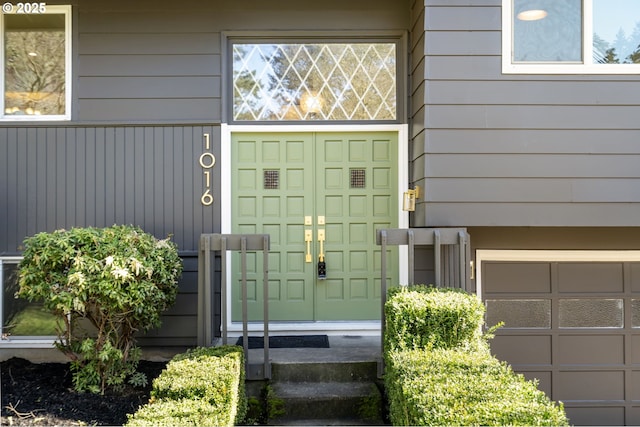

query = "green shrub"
127;346;246;427
125;398;228;427
17;225;182;394
385;349;569;426
385;285;485;353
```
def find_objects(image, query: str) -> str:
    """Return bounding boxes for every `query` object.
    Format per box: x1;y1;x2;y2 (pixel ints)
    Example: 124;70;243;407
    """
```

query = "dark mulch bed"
1;357;167;426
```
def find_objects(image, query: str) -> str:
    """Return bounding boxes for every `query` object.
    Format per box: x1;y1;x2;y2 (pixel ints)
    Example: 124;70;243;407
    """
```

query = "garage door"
478;251;640;426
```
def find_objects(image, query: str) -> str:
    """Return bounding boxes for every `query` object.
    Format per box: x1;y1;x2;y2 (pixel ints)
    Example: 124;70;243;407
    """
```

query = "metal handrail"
197;233;271;379
376;228;471;374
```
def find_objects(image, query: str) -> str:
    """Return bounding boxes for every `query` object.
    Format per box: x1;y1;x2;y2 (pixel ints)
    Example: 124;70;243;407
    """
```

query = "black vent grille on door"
264;170;279;189
350;168;366;189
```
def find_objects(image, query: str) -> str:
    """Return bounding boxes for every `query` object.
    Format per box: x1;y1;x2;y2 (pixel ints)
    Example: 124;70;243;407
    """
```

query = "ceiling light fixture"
517;9;548;21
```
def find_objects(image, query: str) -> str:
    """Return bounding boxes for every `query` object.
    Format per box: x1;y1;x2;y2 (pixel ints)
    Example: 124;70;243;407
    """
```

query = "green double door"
231;132;398;322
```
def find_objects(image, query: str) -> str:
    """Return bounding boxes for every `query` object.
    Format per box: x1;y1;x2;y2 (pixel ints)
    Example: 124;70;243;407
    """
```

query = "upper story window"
503;0;640;74
1;5;71;120
231;41;398;122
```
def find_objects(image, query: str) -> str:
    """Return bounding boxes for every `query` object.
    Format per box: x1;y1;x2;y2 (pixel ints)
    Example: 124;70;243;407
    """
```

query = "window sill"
0;338;56;348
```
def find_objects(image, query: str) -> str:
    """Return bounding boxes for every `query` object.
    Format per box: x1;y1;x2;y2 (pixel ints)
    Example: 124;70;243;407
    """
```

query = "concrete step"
271;360;378;382
269;381;384;425
273;418;384;425
244;336;386;425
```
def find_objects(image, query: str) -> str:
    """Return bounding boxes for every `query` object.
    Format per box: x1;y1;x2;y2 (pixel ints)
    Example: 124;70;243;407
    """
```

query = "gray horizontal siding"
424;154;640;178
426;179;640;203
79;77;220;99
77;100;222;123
79;55;220;77
78;33;220;55
425;32;500;56
425;106;640;129
139;256;199;347
74;0;408;123
77;2;222;123
80;0;408;31
428;204;640;227
427;56;640;81
426;81;640;105
0;125;220;254
420;129;640;154
77;29;221;122
425;6;499;30
411;1;640;228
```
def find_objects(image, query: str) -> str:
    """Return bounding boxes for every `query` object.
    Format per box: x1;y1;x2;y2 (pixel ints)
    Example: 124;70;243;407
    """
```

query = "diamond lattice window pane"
232;43;397;121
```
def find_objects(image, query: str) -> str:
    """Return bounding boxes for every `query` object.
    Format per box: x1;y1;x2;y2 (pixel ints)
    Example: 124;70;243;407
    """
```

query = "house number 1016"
199;133;216;206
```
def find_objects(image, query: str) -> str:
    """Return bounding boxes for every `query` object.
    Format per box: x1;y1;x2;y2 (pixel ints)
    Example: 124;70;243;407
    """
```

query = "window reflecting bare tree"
4;14;66;116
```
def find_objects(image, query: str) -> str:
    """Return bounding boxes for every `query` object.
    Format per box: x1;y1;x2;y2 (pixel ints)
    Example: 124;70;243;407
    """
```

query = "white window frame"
0;257;56;347
0;5;72;121
502;0;640;74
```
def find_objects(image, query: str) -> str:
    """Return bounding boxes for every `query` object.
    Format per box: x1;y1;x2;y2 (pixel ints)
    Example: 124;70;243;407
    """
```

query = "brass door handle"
305;229;313;263
318;229;325;262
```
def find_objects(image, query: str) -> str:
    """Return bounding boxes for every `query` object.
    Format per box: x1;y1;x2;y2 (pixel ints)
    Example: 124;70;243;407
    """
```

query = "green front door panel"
231;132;398;322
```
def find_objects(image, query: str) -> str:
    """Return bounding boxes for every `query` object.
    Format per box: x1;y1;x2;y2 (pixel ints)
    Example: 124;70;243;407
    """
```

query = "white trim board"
221;124;409;333
225;321;381;337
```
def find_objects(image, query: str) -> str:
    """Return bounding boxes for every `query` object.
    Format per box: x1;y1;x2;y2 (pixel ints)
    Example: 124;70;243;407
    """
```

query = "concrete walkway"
246;335;382;365
1;335;382;364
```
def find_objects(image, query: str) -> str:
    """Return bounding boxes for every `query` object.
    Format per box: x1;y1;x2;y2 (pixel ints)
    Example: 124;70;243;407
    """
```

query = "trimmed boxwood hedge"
386;349;568;426
126;346;246;427
384;285;569;426
126;399;229;427
385;285;485;353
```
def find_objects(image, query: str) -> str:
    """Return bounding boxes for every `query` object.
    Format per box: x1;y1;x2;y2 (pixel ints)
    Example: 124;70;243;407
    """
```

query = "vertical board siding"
0;125;220;253
412;1;640;227
0;126;220;345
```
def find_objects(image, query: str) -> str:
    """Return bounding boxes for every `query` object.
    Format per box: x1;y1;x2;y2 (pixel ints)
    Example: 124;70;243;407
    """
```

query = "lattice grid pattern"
233;43;396;121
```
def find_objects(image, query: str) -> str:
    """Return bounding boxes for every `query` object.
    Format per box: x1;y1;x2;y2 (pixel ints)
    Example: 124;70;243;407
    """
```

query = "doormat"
235;335;330;349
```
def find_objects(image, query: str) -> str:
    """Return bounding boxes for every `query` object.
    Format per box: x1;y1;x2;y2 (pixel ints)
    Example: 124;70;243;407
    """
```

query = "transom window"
0;5;71;120
231;42;397;121
503;0;640;74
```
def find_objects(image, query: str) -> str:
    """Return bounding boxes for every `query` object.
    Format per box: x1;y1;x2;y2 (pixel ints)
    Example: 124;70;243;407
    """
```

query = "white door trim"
476;249;640;298
221;123;409;334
